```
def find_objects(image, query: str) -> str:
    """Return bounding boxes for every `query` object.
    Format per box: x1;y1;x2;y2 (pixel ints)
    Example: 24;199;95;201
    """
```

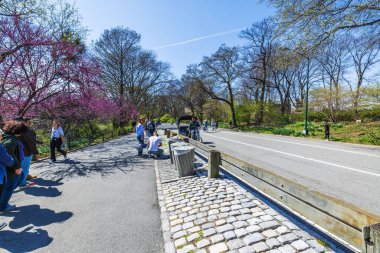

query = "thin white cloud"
154;27;247;50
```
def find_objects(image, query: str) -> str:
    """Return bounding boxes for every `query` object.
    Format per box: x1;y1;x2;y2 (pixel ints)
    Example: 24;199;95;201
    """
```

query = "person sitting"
146;131;163;158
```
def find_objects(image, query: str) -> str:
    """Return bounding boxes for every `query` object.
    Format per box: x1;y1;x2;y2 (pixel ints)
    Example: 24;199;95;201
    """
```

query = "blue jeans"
19;155;32;186
137;135;144;156
148;149;163;157
0;175;20;211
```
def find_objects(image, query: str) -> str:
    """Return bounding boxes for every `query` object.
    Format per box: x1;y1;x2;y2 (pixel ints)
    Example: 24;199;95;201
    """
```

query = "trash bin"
172;146;195;177
169;139;188;164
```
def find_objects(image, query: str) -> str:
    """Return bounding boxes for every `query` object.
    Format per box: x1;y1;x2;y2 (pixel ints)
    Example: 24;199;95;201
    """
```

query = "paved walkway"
0;135;163;253
156;144;333;253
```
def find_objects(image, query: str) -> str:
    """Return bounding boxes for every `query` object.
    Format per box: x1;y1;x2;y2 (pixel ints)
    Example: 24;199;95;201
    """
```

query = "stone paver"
155;140;333;253
209;242;228;253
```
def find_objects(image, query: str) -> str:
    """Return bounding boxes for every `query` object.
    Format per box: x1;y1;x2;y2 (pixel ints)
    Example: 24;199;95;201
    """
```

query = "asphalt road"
0;135;163;253
202;130;380;215
161;124;380;215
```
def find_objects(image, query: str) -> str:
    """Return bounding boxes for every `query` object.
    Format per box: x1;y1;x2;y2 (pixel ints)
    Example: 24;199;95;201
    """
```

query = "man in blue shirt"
136;118;145;156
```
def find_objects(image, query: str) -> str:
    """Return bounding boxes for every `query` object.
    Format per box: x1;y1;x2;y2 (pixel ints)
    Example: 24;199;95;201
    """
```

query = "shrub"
160;113;175;123
359;132;380;145
272;128;295;136
358;107;380;121
308;111;328;122
336;110;355;122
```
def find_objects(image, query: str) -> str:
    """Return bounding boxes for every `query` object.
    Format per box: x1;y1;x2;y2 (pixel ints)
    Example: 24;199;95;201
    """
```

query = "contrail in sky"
154;27;247;50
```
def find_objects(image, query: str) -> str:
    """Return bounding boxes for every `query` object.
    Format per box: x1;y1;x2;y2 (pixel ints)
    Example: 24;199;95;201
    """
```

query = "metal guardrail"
167;130;380;252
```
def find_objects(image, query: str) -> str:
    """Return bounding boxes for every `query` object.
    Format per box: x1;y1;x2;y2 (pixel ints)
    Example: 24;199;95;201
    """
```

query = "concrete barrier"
168;130;380;252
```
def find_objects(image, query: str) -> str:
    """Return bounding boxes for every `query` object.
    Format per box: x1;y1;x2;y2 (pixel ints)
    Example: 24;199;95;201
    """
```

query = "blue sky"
70;0;274;78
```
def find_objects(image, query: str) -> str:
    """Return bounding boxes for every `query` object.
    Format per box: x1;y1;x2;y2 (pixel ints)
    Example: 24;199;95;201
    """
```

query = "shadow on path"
32;178;64;187
0;226;53;252
24;186;62;198
3;205;73;230
37;139;142;180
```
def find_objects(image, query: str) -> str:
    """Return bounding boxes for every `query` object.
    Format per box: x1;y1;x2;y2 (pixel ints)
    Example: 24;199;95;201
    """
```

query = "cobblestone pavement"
155;156;333;253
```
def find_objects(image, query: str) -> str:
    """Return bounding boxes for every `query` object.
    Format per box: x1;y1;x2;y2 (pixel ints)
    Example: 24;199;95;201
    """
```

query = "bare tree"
346;34;380;111
267;0;380;46
317;37;351;120
184;45;242;127
240;18;276;125
93;27;170;123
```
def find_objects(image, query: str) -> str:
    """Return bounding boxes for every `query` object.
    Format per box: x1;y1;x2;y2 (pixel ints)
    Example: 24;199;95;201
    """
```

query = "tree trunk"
229;102;237;127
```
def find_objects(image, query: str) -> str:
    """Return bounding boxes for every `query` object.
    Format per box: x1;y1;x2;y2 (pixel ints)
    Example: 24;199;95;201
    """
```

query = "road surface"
201;130;380;215
0;135;163;253
162;124;380;215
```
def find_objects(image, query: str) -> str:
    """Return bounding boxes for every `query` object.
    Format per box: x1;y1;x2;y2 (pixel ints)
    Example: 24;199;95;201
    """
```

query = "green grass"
317;239;329;247
221;121;380;146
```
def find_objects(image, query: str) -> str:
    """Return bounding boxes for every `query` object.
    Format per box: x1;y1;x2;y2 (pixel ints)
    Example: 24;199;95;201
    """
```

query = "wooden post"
363;223;380;253
166;129;171;138
208;150;220;178
168;140;174;164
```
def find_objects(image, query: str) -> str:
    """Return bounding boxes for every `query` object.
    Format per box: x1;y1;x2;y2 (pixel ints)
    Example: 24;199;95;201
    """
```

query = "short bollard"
169;141;189;165
208;150;220;178
363;223;380;253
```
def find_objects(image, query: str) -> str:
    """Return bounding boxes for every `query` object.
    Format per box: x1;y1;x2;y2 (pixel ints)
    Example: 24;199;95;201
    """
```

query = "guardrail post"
363;223;380;253
208;150;220;178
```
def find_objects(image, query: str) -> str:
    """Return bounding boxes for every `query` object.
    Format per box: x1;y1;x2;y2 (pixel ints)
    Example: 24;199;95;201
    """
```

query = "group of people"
0;118;67;230
135;118;163;158
203;119;218;132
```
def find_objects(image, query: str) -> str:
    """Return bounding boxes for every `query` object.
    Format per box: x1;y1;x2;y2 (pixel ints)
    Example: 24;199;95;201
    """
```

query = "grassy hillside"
223;121;380;146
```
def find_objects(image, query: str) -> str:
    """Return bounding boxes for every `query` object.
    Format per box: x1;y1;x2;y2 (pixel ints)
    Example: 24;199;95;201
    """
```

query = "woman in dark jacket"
0;129;14;229
0;120;28;212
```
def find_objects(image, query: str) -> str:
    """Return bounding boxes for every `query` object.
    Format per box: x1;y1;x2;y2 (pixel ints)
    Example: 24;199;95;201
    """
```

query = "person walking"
211;119;216;131
324;121;330;141
0;120;27;212
0;129;14;229
147;120;156;137
131;119;137;133
136;118;145;156
50;120;67;163
15;117;37;187
189;117;200;141
204;120;209;132
25;118;42;179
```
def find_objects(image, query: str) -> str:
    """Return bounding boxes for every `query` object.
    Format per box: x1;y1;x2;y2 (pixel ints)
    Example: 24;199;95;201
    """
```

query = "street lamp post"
304;56;310;136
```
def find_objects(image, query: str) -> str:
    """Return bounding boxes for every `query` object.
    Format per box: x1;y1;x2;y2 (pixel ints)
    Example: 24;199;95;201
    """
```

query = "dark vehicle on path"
177;115;202;142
